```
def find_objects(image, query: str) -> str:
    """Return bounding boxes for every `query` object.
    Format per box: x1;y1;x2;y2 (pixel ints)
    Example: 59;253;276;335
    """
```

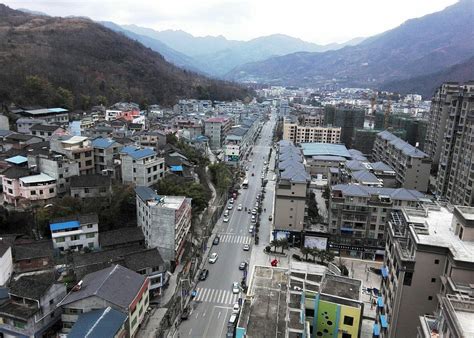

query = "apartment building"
224;117;259;165
329;185;427;259
427;82;474;206
50;135;94;175
15;108;69;126
379;204;474;338
273;141;310;245
204;117;233;149
120;146;164;187
373;131;431;192
324;105;365;148
49;214;99;252
16;118;46;134
59;265;149;338
135;186;192;265
418;294;474;338
29;124;67;140
283;120;341;144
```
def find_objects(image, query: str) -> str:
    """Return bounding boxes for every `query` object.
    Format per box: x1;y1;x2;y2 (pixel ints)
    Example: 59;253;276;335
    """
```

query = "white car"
237;204;243;211
243;244;250;251
224;210;229;217
251;215;256;223
232;282;240;294
251;208;257;215
223;216;229;222
232;303;240;313
209;252;218;264
227;204;233;210
249;226;254;233
229;198;234;204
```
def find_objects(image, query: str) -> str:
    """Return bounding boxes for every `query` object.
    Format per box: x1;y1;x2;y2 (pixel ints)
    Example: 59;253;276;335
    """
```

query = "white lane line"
195;288;203;301
217;311;221;319
189;328;192;336
225;292;232;305
208;289;216;303
200;288;209;302
220;290;226;304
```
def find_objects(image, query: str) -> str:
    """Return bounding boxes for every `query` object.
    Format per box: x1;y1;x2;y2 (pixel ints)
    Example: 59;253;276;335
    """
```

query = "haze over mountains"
226;0;474;93
0;5;251;109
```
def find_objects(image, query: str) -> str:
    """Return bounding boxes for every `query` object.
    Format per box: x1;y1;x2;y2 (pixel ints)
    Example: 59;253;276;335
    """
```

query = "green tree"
310;248;320;262
55;87;74;109
279;238;289;254
300;246;311;260
95;95;108;106
80;94;91;110
270;239;279;253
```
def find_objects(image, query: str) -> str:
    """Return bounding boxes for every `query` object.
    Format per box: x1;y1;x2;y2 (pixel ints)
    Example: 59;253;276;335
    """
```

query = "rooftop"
60;135;88;144
30;124;62;132
135;186;187;209
70;174;111;188
5;155;28;165
68;307;127;338
59;264;147;309
9;272;57;301
22;108;68;116
121;145;156;159
332;184;427;201
13;240;54;261
320;274;362;301
404;205;474;263
377;130;429;159
99;227;145;248
300;143;351;159
19;173;55;184
91;137;119;149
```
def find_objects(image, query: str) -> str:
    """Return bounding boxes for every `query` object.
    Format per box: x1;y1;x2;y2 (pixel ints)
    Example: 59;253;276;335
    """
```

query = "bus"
242;178;249;189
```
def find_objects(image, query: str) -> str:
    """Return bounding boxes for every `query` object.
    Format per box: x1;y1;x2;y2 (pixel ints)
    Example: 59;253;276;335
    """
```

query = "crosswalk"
219;234;252;244
194;287;240;305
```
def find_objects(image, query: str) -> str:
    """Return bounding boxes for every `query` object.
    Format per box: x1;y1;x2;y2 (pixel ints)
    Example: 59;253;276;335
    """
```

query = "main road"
177;114;276;338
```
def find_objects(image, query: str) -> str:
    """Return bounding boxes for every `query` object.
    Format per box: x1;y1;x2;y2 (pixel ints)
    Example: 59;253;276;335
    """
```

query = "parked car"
209;253;218;263
251;208;257;215
239;261;248;270
199;269;209;281
223;216;229;222
237;204;243;211
243;244;250;251
233;303;240;313
268;215;273;221
224;210;229;217
213;236;220;245
249;226;254;233
251;215;256;223
227;204;233;210
229;198;234;204
232;282;240;294
181;307;190;320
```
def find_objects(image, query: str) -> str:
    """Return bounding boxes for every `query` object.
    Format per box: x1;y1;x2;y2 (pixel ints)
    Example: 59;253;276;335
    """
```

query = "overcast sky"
4;0;459;44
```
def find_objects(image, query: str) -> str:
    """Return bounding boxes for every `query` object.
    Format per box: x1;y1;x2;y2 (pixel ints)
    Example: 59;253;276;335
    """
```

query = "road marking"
220;290;226;303
217;311;221;319
188;328;192;336
202;311;206;317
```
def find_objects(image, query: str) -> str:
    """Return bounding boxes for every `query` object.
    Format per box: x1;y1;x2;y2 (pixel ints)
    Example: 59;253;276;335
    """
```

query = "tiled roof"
135;186;160;202
99;227;145;248
92;137;118;149
300;143;351;159
59;265;147;309
351;170;381;184
332;184;426;200
70;175;111;188
30;124;62;132
13;240;54;260
9;272;56;300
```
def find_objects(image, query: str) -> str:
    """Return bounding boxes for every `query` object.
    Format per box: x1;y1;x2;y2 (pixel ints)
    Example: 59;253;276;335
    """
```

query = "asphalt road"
177;115;276;338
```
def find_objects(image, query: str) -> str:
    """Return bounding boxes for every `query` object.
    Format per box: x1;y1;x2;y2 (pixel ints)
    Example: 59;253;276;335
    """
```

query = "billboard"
304;236;328;250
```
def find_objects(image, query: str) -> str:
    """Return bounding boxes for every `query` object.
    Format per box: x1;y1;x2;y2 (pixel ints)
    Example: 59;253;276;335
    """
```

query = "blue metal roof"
170;165;183;172
381;266;389;278
377;296;384;307
380;314;388;328
373;323;380;336
68;307;127;338
50;220;80;232
5;155;28;165
92;138;116;149
121;146;156;159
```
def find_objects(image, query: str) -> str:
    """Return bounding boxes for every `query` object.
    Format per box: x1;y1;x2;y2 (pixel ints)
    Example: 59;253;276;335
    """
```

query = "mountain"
227;0;474;89
382;56;474;97
122;26;241;57
0;5;251;109
100;22;204;73
121;26;364;76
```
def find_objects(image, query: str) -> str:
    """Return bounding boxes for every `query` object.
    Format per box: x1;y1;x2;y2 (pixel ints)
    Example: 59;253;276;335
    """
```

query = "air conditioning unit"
101;169;109;176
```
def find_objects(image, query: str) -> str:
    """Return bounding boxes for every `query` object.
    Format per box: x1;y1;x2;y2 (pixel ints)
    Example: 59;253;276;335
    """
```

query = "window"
403;271;413;286
70;235;80;241
84;188;89;193
30;190;36;195
99;187;107;193
342;334;351;338
49;299;54;305
343;316;354;326
88;242;94;248
49;188;54;193
86;233;95;238
431;278;436;283
428;296;433;301
55;237;65;243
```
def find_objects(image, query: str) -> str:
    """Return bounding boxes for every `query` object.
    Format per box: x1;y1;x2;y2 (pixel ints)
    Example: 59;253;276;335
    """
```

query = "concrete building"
224;117;259;165
428;82;474;206
236;264;364;338
380;204;474;338
120;146;164;187
14;108;69;126
70;174;112;199
29;124;67;140
283;120;341;144
59;264;149;338
329;185;428;259
27;151;80;194
0;272;66;338
50;135;95;176
0;240;13;286
273;141;310;245
204;117;233;149
16;118;46;134
1;167;57;206
91;137;122;178
324;105;365;148
49;214;99;252
418;294;474;338
373;131;431;192
135;186;192;265
133;130;167;150
424;82;472;166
